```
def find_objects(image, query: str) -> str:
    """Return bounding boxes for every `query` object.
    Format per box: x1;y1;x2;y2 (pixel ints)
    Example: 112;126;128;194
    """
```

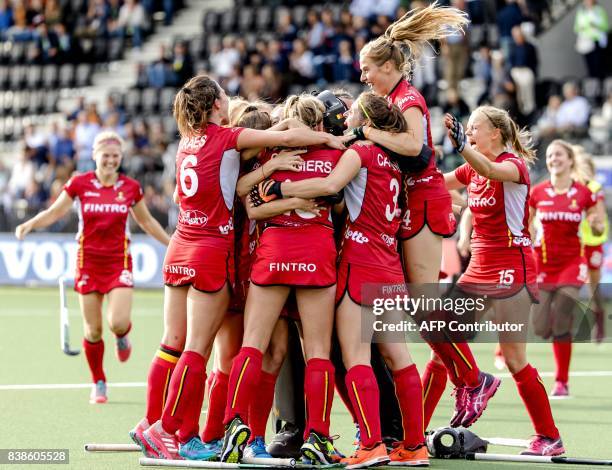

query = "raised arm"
130;200;171;246
355;107;424;157
236;149;305;198
280;149;362;198
444;171;467;191
245;196;321;221
15;191;74;240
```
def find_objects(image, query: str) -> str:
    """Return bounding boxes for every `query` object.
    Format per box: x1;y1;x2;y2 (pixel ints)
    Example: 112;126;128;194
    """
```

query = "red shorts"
584;244;604;270
75;256;133;295
336;261;406;306
536;255;588;291
250;225;336;287
163;236;234;293
398;195;456;240
458;246;538;301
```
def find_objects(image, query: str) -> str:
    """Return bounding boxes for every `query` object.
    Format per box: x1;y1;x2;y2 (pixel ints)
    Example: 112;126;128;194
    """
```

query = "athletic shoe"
593;309;605;344
388;443;430;467
301;431;341;465
201;438;223;458
115;334;132;362
353;424;361;450
267;422;303;459
382;436;401;453
220;416;251;463
520;435;565;456
244;437;272;459
550;381;570;398
179;436;217;461
461;372;501;428
341;442;389;469
143;420;182;460
449;386;466;427
89;380;107;404
129;417;159;458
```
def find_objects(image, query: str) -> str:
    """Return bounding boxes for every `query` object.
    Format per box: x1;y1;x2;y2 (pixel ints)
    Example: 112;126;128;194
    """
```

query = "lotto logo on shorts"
178;210;208;226
269;263;317;272
119;270;134;286
164;265;196;277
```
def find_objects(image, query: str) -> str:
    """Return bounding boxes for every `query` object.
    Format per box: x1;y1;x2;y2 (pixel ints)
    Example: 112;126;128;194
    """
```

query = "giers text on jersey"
299;160;333;174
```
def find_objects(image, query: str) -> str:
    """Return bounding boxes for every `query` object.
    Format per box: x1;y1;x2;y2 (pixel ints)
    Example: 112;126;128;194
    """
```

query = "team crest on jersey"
119;270;134;286
116;191;126;202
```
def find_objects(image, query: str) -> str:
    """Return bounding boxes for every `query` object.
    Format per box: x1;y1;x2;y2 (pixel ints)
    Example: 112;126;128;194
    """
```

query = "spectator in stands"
44;0;63;27
266;39;289;73
23;124;49;168
74;110;101;173
289;38;315;85
117;0;148;50
574;0;609;80
102;112;126;139
77;0;110;39
352;14;370;38
8;143;36;200
350;0;375;19
234;38;249;67
474;44;493;103
556;81;591;137
488;49;519;116
7;1;33;42
261;64;283;103
0;0;14;38
31;21;59;64
226;64;242;96
240;64;265;101
536;94;562;137
306;9;325;52
443;88;470;120
333;39;356;82
509;24;538;117
441;0;470;91
497;0;524;59
48;122;75;170
147;44;171;88
54;23;78;64
374;0;400;17
277;10;297;50
170;41;194;87
209;36;240;79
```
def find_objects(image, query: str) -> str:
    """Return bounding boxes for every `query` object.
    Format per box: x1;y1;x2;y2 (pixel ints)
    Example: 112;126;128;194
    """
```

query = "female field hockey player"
530;140;604;397
274;92;429;467
15;131;171;404
350;1;497;428
443;106;565;455
220;95;343;465
573;148;608;343
131;75;345;461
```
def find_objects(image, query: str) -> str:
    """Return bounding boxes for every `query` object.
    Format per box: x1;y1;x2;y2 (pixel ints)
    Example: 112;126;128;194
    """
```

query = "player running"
131;76;345;461
444;107;565;456
574;147;608;343
15;131;171;404
351;1;497;429
530;140;604;398
220;95;342;465
273;92;429;467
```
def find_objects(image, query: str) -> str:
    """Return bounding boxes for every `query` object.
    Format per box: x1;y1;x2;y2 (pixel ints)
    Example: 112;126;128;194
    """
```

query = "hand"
291;197;322;216
15;222;31;240
444;113;466;152
587;212;605;235
249;179;283;207
340;133;357;145
268;149;305;173
457;235;471;258
326;134;347;150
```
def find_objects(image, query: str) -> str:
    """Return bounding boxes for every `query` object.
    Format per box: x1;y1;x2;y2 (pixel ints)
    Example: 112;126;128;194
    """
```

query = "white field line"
2;370;612;391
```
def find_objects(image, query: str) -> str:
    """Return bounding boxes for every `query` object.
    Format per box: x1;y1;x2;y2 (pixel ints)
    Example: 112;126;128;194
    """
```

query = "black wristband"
352;126;366;140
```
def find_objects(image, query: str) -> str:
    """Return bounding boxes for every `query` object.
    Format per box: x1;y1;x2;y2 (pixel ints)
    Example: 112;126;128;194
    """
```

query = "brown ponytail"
173;75;221;137
475;106;537;166
282;94;325;129
361;1;468;77
236;108;272;130
358;92;407;133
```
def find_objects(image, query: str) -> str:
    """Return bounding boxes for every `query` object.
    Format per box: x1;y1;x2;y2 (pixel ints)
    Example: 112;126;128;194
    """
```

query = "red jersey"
454;152;532;250
530;180;596;264
386;78;447;202
64;171;142;263
174;124;245;246
340;142;402;266
262;146;343;228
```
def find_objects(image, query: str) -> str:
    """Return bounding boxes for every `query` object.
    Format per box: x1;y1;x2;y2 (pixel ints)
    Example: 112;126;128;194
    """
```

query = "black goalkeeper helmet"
313;90;349;136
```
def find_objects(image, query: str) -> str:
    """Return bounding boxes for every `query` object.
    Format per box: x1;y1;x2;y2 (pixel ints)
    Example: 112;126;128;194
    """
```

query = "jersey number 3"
180;155;198;197
386;178;401;222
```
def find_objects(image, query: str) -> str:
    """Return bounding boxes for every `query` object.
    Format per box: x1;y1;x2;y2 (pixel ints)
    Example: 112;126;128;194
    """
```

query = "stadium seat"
219;10;237;34
142;88;159;113
1;91;13;116
43;90;59;114
0;66;8;89
188;36;205;60
159;88;176;114
582;78;602;105
108;38;125;62
255;7;272;31
292;6;308;29
75;63;92;88
203;10;220;34
59;64;75;88
238;8;254;31
125;88;143;114
9;65;27;90
15;91;29;116
42;64;59;89
28;90;45;115
9;42;27;65
163;114;178;139
604;76;612;98
26;65;43;89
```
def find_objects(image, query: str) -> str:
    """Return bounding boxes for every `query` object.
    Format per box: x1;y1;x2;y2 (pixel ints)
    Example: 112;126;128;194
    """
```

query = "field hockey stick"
59;276;80;356
466;452;612;465
84;444;140;452
139;457;296;468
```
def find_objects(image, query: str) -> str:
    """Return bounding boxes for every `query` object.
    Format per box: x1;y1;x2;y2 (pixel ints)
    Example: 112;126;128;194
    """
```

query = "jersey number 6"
180;155;199;197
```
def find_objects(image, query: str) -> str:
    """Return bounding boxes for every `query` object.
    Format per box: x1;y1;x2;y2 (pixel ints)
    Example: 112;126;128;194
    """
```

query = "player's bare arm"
15;191;74;240
236;149;305;198
130;200;171;246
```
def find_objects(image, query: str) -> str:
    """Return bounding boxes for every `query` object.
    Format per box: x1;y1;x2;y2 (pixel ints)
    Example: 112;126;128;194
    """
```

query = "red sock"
304;358;335;439
345;365;381;448
427;342;480;387
224;347;263;424
161;350;208;443
513;364;560;439
145;344;181;423
83;338;106;383
552;335;572;383
114;322;132;338
422;360;447;430
202;370;229;442
393;364;425;448
248;371;277;441
336;370;358;423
